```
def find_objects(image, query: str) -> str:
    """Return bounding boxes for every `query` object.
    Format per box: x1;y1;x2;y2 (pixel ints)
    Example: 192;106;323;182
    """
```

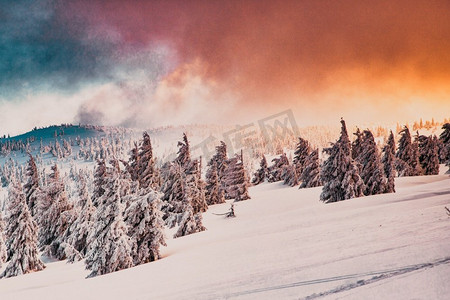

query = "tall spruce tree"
251;155;269;185
37;164;75;259
124;188;166;265
293;137;311;178
359;130;386;195
185;159;208;213
418;135;440;175
161;162;187;227
85;164;133;278
396;126;422;176
205;161;225;205
2;178;45;278
439;123;450;166
207;141;228;194
299;149;322;189
268;153;289;182
351;128;363;160
175;133;191;170
23;154;40;216
381;131;396;193
320;119;364;203
173;205;206;239
92;159;107;207
282;164;299;187
66;174;95;261
137;132;160;190
127;142;140;181
223;151;250;201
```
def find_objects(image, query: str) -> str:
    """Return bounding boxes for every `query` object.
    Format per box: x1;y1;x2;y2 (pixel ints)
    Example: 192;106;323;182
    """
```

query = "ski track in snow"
223;256;450;299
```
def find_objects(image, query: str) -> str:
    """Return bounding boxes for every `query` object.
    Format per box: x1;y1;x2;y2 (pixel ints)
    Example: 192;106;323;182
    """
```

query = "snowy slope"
0;169;448;299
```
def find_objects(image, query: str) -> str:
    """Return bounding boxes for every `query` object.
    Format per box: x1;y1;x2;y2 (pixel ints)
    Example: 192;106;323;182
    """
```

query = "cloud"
0;0;116;98
1;0;449;135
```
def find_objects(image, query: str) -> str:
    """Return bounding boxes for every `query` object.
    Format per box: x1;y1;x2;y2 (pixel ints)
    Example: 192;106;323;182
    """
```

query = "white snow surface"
1;168;449;299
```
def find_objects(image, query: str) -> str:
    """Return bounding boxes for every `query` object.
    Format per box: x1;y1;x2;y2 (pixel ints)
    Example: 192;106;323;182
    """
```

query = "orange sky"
70;0;450;125
1;1;449;135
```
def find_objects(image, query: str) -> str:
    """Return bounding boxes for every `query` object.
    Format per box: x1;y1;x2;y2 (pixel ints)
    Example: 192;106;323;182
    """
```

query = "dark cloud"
0;0;115;97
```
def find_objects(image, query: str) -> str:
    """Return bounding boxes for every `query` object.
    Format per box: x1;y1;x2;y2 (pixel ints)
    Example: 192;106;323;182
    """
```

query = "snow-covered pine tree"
137;132;160;190
418;135;440;175
65;174;95;261
299;149;322;189
23;153;40;216
282;164;299;187
351;128;363;160
85;164;133;278
439;123;450;166
268;153;289;182
92;159;107;207
359;130;386;196
161;162;187;227
175;133;191;170
320;119;364;203
381;131;396;193
2;178;45;278
37;164;75;259
207;141;228;194
293;137;311;179
209;141;228;179
124;188;166;265
223;151;250;201
126;142;140;181
185;159;208;213
251;155;269;185
173;205;206;239
396;126;422;176
412;132;424;176
0;212;7;268
205;160;225;205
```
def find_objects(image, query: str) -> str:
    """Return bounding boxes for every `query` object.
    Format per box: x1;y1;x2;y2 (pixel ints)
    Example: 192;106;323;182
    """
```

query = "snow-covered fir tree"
268;153;289;182
175;133;191;170
65;174;95;261
137;132;160;190
23;154;40;216
92;159;107;207
205;160;225;205
207;141;228;194
251;155;269;185
439;123;450;166
418;135;440;175
396;126;422;176
358;130;386;195
0;212;7;268
381;131;396;193
282;164;299;187
223;151;250;201
126;142;140;181
85;163;133;278
161;162;187;227
2;178;45;278
293;137;311;178
185;159;208;213
320;119;364;203
299;149;322;189
37;164;75;259
124;188;166;265
173;205;206;239
351;128;363;161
